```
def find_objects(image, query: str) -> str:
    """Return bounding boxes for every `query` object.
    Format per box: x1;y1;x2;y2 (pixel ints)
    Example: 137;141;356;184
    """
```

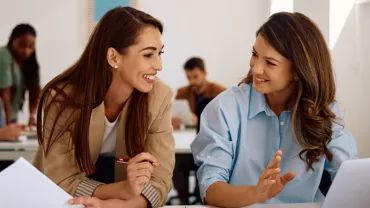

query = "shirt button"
280;122;284;126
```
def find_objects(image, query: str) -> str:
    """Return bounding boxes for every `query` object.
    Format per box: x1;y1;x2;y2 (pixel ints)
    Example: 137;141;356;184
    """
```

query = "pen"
115;157;160;166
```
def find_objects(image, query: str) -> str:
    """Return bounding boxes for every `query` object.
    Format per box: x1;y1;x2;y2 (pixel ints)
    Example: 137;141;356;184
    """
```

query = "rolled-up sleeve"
325;103;358;180
191;94;234;201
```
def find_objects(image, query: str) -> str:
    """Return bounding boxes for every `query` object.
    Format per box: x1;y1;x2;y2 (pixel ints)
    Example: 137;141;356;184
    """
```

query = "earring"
114;65;118;69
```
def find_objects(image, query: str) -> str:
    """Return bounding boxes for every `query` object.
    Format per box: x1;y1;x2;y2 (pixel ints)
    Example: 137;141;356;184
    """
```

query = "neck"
265;84;296;117
197;80;209;93
104;75;133;119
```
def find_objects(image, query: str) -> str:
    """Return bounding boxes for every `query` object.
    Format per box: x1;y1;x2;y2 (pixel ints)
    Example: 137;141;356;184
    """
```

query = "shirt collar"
248;85;274;119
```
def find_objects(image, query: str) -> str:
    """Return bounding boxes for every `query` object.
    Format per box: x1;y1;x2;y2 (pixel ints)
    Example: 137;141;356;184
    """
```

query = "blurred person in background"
0;24;41;128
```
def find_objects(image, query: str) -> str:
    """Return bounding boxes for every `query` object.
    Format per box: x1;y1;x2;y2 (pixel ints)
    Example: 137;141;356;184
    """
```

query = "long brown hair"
241;12;336;170
37;7;163;174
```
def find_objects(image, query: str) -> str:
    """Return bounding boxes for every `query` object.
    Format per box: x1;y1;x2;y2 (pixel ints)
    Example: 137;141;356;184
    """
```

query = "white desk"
173;129;196;153
0;129;197;162
163;203;321;208
0;136;38;162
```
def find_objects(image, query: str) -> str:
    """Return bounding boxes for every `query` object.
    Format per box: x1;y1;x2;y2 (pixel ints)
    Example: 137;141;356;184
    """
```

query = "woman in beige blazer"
33;7;174;208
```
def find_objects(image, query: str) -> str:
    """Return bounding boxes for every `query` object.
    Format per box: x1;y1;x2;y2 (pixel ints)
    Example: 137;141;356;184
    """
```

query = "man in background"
172;57;226;129
171;57;226;205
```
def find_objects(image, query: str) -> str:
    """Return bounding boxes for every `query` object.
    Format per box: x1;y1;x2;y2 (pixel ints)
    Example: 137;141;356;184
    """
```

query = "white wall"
0;0;87;123
330;1;370;158
294;0;330;42
138;0;270;90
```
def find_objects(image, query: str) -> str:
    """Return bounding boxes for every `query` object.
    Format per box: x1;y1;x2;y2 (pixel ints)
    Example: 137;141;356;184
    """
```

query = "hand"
123;152;159;198
191;112;198;125
68;196;108;208
28;114;36;126
254;150;296;203
0;124;24;141
171;117;183;129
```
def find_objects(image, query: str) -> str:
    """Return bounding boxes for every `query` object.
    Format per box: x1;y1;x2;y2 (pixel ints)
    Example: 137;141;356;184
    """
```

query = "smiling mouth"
254;76;269;84
143;74;157;81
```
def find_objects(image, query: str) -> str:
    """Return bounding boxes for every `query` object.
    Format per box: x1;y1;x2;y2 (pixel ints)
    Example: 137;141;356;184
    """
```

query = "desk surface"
163;203;321;208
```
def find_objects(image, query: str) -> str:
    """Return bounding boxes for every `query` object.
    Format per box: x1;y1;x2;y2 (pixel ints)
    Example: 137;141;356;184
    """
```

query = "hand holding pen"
118;152;160;198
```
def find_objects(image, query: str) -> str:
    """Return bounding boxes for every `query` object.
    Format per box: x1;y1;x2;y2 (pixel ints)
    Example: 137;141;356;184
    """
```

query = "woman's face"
110;26;164;93
12;34;35;61
250;34;295;96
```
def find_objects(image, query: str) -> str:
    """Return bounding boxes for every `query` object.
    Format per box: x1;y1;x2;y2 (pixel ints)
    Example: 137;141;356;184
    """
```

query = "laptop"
172;99;193;126
321;158;370;208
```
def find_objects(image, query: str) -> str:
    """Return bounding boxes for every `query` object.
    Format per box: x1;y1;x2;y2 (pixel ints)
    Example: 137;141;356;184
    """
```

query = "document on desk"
0;157;83;208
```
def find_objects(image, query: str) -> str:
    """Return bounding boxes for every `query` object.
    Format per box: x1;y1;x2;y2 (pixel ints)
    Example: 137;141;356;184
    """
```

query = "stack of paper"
0;157;83;208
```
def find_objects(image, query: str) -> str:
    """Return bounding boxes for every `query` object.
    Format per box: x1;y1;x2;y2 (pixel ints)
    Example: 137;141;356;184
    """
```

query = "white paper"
0;157;83;208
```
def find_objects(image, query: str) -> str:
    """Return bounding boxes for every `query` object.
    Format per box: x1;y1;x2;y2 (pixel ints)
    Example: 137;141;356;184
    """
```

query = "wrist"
251;186;263;204
120;181;133;200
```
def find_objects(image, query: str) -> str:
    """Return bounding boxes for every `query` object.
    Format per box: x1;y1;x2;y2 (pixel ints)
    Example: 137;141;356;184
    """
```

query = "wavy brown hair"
241;12;336;170
37;7;163;174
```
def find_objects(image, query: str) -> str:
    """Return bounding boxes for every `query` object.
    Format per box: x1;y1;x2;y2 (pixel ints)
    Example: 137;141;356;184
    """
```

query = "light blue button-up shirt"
191;83;358;204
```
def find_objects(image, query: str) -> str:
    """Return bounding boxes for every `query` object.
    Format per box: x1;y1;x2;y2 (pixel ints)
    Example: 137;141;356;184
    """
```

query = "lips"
254;76;269;84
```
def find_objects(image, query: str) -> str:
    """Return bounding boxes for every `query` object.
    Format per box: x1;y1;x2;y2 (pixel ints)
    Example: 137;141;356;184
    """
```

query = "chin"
252;82;272;94
135;84;154;93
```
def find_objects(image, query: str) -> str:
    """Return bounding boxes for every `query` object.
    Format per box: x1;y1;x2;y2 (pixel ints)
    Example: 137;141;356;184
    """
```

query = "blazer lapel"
114;96;132;182
89;102;105;164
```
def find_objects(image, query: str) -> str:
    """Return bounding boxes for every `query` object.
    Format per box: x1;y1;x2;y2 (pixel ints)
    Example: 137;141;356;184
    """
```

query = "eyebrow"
140;45;164;52
252;46;281;63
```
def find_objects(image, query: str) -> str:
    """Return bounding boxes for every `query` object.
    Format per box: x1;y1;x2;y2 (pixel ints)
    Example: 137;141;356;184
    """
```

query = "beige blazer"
33;80;175;207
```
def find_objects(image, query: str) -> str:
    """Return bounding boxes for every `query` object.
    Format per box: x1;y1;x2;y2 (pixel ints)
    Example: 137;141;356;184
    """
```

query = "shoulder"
210;82;226;92
148;79;173;112
204;83;251;116
176;85;190;94
0;46;12;63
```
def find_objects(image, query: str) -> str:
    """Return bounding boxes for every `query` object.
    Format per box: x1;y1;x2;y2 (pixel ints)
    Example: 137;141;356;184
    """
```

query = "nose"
154;57;162;71
251;61;264;75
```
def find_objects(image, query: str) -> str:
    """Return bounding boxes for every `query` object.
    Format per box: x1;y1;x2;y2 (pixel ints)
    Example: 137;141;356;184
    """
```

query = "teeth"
144;75;156;80
256;77;266;82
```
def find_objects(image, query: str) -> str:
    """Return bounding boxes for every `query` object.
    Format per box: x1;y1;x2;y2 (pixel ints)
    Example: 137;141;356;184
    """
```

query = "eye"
251;51;258;57
159;51;164;56
266;60;276;66
144;54;153;58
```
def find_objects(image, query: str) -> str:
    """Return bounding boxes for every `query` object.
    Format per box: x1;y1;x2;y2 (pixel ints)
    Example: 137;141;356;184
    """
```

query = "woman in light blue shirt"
191;12;358;207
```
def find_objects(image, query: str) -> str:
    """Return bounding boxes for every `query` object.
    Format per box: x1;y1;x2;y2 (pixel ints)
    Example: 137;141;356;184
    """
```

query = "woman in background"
0;24;41;127
191;12;358;207
34;7;174;208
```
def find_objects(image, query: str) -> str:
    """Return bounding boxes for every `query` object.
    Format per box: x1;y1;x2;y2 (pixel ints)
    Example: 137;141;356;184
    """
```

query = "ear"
106;47;119;69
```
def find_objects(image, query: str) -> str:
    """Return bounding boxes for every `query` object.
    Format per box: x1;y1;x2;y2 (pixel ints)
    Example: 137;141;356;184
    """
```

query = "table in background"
0;136;38;162
0;129;197;163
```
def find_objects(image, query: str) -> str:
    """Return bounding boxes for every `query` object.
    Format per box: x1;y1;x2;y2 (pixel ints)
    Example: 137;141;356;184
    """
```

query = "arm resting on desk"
206;181;258;207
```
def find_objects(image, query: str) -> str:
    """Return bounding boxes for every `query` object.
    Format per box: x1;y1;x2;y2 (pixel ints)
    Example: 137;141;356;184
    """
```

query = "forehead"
254;34;283;59
132;26;163;49
15;34;35;45
185;68;204;76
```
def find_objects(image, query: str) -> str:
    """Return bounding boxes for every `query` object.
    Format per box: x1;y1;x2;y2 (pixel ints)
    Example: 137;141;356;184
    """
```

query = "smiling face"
250;34;295;96
108;26;164;93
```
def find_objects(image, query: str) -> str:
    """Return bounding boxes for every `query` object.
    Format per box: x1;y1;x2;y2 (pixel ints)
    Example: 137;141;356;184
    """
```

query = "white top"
100;115;120;154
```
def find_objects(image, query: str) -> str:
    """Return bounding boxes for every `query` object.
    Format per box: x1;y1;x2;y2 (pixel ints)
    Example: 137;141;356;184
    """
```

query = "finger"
128;162;154;173
281;172;296;186
127;169;151;181
129;152;157;164
68;196;93;205
266;155;282;170
135;175;150;185
261;168;281;179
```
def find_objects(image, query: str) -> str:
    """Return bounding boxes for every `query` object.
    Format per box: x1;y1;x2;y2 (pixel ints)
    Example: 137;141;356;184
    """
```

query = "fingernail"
276;168;281;172
68;199;73;204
